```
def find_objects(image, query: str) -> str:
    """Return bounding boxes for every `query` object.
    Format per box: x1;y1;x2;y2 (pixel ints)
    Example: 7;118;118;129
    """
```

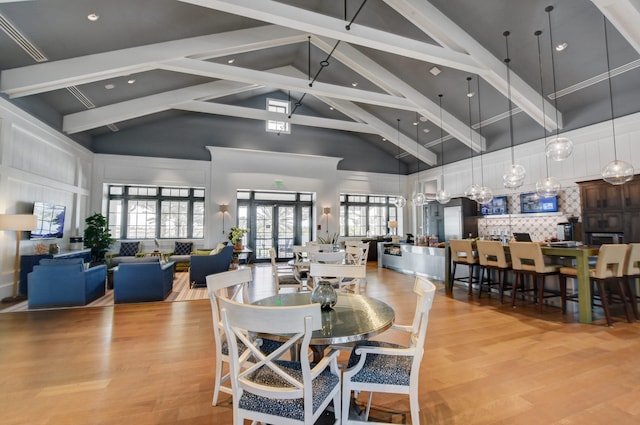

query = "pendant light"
464;76;480;200
502;31;526;190
600;16;634;185
544;5;573;162
412;112;427;206
394;119;407;207
534;29;561;197
435;94;451;204
474;77;494;205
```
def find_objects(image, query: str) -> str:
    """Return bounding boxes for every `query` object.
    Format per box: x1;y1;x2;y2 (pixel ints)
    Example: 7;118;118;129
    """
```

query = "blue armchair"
113;261;175;303
189;245;234;288
28;258;107;309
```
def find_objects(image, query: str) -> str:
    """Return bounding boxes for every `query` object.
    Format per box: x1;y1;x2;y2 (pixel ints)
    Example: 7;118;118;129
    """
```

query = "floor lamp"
1;214;37;303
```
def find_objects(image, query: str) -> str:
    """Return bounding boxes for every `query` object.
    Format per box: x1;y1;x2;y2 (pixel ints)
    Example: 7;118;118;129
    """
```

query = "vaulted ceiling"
1;0;639;174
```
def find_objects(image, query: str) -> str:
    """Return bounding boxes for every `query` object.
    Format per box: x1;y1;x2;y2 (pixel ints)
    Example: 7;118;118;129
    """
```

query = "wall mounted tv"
31;202;66;239
520;192;559;214
480;196;508;215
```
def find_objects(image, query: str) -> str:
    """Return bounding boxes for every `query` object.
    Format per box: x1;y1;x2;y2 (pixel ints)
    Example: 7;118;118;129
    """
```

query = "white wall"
0;98;93;298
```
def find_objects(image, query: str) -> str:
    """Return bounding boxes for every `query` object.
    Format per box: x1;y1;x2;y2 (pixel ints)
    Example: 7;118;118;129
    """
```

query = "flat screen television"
520;192;558;214
480;196;508;215
31;202;66;239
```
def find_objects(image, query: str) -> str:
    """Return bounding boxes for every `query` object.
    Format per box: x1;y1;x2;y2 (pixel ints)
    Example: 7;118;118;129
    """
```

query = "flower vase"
310;280;338;310
234;242;243;251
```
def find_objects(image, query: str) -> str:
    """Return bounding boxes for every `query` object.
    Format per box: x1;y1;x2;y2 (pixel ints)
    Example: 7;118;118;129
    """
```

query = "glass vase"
310;280;337;310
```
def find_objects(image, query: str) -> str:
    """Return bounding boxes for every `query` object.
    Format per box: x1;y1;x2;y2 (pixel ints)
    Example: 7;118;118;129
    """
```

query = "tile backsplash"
477;186;581;242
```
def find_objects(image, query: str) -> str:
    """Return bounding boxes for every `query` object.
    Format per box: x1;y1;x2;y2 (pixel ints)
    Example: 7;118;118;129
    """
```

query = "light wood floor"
1;263;640;425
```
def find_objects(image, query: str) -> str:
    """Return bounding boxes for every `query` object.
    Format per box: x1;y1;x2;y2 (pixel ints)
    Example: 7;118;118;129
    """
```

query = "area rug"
0;272;207;313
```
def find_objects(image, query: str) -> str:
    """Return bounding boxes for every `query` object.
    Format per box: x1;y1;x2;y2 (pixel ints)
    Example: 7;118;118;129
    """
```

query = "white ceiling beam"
63;80;261;134
175;101;375;134
1;25;306;97
312;37;484;153
384;0;561;132
591;0;640;55
158;59;418;112
177;0;482;74
319;97;438;165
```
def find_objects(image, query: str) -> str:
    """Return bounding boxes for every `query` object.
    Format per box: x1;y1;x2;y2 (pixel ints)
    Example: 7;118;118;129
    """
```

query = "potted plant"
84;213;115;264
228;226;249;250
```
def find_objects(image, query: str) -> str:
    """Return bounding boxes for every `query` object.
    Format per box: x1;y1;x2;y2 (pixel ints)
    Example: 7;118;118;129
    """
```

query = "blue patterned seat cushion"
347;341;412;386
119;241;140;257
238;360;339;421
174;241;193;256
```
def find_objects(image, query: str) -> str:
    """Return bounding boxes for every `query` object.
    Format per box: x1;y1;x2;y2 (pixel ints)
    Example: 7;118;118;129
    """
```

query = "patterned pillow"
174;241;193;256
119;241;140;257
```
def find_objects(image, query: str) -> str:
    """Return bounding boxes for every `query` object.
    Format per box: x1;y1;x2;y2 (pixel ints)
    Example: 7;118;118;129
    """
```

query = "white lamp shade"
388;220;398;229
0;214;37;231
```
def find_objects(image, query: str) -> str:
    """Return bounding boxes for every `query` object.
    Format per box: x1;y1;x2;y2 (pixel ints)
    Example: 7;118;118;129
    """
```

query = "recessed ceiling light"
127;79;136;84
467;91;475;98
412;121;419;126
329;106;334;110
429;66;441;76
87;13;99;22
555;42;568;51
227;58;235;64
351;82;358;87
423;128;430;133
419;116;428;122
382;137;387;142
105;83;115;90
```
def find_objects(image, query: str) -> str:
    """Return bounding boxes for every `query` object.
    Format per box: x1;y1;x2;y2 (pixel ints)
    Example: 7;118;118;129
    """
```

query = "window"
107;185;205;239
340;193;398;237
266;98;290;134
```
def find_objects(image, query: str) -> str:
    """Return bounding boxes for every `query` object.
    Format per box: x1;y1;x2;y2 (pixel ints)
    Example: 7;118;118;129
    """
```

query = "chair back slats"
309;251;344;264
309;263;366;293
409;276;437;350
593;244;628;279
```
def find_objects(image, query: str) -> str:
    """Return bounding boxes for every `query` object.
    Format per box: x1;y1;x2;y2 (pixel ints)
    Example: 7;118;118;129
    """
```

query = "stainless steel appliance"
557;222;582;241
588;232;624;245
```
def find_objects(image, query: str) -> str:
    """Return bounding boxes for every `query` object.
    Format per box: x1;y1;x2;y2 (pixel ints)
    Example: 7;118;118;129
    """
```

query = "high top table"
445;242;600;324
253;292;395;361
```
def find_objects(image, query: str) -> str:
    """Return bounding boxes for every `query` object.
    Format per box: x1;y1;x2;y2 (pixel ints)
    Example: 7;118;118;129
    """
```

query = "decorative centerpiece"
228;226;249;250
310;280;338;310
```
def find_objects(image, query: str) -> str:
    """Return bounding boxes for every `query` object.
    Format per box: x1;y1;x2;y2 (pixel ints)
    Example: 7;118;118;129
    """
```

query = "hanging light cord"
466;76;475;184
345;0;368;30
535;30;550;178
477;79;485;187
438;94;445;186
603;16;619;161
503;31;516;165
415;112;421;179
546;6;562;137
397;118;402;195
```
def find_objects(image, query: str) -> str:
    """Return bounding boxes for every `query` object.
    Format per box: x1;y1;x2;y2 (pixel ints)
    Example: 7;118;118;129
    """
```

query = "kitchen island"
378;242;445;281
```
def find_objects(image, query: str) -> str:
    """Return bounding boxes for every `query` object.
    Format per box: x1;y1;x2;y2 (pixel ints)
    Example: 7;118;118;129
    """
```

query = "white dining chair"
219;296;342;425
309;262;366;294
341;276;437;425
269;247;303;292
309;250;344;264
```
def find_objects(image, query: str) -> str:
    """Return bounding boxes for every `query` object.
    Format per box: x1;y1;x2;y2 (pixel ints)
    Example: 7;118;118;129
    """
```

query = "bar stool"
508;241;561;313
559;244;631;326
623;243;640;320
449;239;479;296
476;240;512;302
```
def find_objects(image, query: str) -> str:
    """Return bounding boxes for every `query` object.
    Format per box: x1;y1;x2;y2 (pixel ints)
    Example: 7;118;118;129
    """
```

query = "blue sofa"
189;245;234;288
28;258;107;309
113;260;175;303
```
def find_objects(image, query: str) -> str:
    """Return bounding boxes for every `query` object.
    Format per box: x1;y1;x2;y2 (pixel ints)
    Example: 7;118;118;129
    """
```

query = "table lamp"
1;214;38;303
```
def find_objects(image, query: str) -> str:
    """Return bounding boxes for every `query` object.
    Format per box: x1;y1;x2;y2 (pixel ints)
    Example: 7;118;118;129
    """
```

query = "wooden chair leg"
512;273;521;308
617;279;634;323
468;265;473;296
596;280;613;327
625;276;639;320
538;275;545;314
559;275;567;314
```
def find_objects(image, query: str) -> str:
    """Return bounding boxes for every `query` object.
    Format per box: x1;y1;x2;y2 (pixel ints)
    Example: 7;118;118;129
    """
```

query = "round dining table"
253;292;395;361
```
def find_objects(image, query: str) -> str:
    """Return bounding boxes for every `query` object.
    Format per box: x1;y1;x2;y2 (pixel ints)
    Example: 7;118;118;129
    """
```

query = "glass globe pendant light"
475;75;493;205
534;29;561;198
412;112;427;206
435;94;451;204
464;76;480;200
545;6;573;162
501;31;525;190
600;16;634;185
394;119;407;207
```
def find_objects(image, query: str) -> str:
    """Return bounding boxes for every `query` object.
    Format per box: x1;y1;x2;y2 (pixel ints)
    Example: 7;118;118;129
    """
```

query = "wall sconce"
323;207;331;233
219;204;228;234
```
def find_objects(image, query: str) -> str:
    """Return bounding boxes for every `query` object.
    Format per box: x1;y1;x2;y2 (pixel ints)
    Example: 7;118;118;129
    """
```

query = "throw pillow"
195;249;211;256
210;242;228;255
174;241;193;256
119;241;140;257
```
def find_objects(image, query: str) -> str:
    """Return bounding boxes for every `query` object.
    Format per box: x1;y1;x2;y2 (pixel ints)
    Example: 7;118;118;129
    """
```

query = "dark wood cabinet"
579;177;640;242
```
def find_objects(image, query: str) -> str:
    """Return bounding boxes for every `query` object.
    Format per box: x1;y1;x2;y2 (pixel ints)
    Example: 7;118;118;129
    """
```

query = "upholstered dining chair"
509;241;561;313
219;296;342;425
449;239;479;296
206;268;252;406
476;239;512;301
623;243;640;320
559;243;632;326
341;276;436;425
